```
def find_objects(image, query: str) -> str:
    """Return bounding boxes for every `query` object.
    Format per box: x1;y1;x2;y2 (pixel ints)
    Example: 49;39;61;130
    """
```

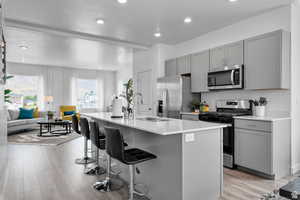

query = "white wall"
133;44;174;114
115;52;134;96
116;64;133;96
0;84;7;144
291;0;300;174
0;84;7;174
7;62;116;114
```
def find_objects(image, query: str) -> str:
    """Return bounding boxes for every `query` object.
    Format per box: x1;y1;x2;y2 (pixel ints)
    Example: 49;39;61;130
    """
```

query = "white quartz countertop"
234;114;291;122
82;112;227;136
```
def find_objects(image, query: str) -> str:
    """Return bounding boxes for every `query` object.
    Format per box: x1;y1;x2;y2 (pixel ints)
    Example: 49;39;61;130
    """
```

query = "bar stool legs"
129;165;150;200
84;147;105;175
93;155;111;191
129;165;135;200
92;155;124;192
75;137;95;164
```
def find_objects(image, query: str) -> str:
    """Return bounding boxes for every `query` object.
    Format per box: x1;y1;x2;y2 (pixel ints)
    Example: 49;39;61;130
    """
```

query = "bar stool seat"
123;148;157;165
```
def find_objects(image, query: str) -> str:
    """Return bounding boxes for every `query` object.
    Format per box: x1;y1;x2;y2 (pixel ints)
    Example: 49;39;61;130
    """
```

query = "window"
75;79;98;109
5;74;44;109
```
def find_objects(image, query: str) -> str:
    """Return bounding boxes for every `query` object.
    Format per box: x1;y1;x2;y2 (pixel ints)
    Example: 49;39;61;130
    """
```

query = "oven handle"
230;70;235;85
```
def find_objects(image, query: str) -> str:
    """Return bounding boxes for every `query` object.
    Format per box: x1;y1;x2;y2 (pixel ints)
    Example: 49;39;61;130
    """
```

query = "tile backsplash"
202;89;291;115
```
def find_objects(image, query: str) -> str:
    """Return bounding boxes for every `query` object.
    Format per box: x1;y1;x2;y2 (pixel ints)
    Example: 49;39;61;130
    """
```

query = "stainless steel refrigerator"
157;76;200;119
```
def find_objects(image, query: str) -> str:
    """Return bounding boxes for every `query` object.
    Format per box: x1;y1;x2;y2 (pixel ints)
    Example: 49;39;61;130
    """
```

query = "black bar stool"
75;117;95;165
72;114;86;165
87;121;106;175
103;127;156;200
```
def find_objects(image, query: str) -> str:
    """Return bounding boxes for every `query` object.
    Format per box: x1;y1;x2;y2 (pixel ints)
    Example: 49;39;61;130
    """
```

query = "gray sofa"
7;109;45;135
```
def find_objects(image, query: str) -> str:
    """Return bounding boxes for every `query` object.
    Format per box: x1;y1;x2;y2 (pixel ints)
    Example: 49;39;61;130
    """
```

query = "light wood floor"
0;137;296;200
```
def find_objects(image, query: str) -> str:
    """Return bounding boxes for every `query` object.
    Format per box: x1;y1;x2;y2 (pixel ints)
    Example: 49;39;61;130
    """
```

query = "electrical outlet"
185;133;195;142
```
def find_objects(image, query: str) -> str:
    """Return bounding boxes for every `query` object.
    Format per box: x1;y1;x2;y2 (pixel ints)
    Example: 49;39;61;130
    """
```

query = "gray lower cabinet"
191;50;210;92
176;55;191;75
244;30;290;90
165;59;177;76
234;118;291;179
235;128;272;174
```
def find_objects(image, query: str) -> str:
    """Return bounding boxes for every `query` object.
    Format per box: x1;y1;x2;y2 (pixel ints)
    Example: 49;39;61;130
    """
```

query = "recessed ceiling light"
228;0;238;2
154;32;161;38
184;17;192;24
96;18;105;25
118;0;127;4
19;45;28;50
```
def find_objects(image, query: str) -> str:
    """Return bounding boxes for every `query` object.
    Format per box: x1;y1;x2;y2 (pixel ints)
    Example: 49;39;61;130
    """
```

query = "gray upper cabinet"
165;59;177;76
210;41;244;71
244;30;290;90
209;46;226;71
225;41;244;66
176;55;191;75
191;50;210;93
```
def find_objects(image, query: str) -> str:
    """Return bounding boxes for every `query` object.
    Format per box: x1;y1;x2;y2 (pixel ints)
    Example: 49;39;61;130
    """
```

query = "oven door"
208;66;243;90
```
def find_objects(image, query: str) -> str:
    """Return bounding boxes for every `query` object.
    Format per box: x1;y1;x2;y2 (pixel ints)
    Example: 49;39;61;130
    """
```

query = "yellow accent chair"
60;105;80;121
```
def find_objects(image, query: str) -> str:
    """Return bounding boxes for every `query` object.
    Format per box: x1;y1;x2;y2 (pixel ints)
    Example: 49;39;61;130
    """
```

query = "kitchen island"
82;112;227;200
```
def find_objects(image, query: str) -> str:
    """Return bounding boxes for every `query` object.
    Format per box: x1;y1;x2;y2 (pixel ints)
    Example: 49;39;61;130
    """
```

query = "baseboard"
291;163;300;175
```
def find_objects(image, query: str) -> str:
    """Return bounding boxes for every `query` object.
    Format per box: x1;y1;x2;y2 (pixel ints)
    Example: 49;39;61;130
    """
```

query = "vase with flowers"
250;97;268;117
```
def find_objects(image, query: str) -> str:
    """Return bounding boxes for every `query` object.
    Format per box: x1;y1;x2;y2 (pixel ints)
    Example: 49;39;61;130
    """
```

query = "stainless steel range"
198;99;252;169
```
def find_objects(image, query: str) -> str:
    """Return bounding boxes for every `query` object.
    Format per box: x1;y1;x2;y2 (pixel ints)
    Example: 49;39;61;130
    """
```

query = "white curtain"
7;62;116;113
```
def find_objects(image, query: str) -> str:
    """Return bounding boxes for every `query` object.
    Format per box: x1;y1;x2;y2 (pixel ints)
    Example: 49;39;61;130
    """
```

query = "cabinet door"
176;56;190;75
191;50;210;93
210;46;225;71
165;59;177;76
235;128;271;175
244;31;282;90
225;41;244;66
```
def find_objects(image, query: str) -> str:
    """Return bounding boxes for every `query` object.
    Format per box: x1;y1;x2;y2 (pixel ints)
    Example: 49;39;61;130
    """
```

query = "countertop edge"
82;113;227;136
233;116;291;122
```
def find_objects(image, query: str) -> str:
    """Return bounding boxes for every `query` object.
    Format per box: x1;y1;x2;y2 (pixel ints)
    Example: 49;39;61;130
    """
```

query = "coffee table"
37;120;72;137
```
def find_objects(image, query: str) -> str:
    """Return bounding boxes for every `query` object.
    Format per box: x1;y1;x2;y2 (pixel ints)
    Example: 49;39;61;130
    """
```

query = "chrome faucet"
131;92;143;119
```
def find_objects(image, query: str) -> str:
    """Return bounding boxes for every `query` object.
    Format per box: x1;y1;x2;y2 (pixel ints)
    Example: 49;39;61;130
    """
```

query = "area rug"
8;128;81;146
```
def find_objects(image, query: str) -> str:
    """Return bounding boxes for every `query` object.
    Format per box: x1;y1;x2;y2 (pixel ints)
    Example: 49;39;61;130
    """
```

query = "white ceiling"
5;0;292;45
4;0;293;69
6;27;133;70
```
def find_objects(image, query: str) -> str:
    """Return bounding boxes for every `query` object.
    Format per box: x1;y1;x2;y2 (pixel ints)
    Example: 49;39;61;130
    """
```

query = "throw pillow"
8;109;20;120
19;108;34;119
33;108;40;118
64;111;75;116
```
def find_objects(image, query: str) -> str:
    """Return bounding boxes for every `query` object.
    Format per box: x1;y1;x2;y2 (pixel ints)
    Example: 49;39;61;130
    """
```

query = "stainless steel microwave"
207;65;244;90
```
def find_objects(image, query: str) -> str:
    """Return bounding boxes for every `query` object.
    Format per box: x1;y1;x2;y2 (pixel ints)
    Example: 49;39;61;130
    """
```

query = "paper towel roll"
112;97;123;118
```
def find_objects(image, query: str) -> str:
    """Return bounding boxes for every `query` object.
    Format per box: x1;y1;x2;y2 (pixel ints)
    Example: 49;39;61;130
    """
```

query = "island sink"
136;117;170;122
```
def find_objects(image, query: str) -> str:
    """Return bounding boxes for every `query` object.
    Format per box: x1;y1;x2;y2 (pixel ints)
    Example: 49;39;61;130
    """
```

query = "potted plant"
250;97;268;117
47;111;54;120
120;79;134;118
4;75;13;103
